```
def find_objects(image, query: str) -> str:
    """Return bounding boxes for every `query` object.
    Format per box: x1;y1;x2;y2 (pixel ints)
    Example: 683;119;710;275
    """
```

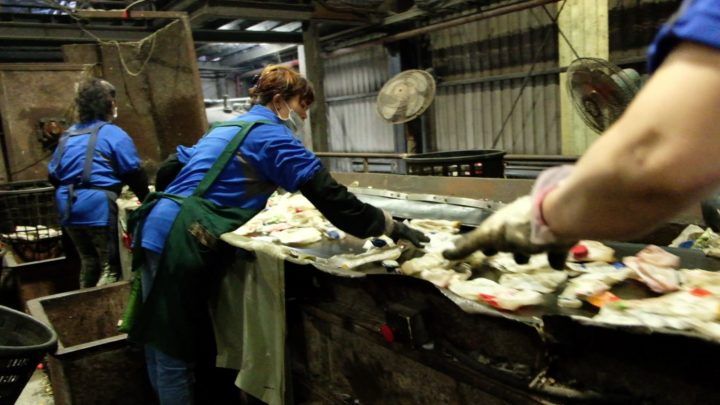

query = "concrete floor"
15;368;53;405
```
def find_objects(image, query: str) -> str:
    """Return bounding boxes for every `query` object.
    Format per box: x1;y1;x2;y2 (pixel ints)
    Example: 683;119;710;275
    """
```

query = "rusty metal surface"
3;254;79;310
286;248;720;404
61;44;101;65
63;18;207;165
29;282;129;349
0;64;93;181
286;266;558;404
26;282;156;405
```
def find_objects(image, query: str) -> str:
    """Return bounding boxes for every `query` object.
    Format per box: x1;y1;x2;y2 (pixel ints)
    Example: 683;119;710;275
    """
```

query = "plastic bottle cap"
371;238;388;248
570;244;588;259
379;324;394;343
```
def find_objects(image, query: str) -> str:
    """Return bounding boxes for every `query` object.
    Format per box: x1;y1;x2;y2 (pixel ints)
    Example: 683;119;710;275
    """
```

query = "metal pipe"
504;154;577;161
326;0;561;58
314;152;410;159
237;60;299;79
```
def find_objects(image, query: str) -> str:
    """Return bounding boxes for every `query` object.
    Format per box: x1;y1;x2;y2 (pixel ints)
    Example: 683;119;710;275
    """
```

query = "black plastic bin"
0;305;58;405
405;149;506;178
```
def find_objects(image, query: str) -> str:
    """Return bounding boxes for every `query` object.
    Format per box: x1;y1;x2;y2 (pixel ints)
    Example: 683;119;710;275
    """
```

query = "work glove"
389;221;430;248
443;166;577;270
701;193;720;232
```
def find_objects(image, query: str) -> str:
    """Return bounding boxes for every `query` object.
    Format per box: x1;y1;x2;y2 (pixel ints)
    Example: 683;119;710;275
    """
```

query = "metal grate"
0;180;63;262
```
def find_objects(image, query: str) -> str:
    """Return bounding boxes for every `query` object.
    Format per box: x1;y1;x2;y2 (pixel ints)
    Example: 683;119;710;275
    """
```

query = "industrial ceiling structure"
0;0;509;76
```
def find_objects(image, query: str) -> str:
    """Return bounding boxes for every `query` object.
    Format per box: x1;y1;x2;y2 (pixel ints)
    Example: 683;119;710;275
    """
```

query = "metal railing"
314;152;409;173
316;152;578;176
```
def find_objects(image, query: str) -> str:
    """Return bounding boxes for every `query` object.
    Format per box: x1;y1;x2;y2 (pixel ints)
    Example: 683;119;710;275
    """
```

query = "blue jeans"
143;249;195;405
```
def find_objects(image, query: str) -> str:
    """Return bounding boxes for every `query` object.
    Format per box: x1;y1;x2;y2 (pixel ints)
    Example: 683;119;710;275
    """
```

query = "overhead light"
211;57;222;62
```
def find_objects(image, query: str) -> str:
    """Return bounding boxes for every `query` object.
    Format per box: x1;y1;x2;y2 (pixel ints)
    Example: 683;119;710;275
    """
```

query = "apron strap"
81;123;107;185
60;123;108;223
192;119;275;198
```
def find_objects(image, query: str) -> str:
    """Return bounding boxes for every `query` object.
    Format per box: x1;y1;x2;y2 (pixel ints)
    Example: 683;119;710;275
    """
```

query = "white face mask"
277;99;304;134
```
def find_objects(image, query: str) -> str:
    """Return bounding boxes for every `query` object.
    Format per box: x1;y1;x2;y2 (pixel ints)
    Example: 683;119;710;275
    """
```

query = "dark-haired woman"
128;65;427;404
48;78;149;288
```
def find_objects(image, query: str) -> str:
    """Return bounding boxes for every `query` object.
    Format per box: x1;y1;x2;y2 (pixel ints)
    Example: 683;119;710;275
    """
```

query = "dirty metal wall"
428;4;561;155
609;0;682;66
323;46;395;172
0;64;94;182
64;19;207;167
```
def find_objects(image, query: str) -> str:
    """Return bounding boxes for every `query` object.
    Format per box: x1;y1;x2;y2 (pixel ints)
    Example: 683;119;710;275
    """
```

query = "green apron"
122;119;274;361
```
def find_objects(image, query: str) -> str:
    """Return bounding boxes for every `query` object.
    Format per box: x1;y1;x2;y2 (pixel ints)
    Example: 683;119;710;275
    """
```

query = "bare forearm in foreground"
543;42;720;241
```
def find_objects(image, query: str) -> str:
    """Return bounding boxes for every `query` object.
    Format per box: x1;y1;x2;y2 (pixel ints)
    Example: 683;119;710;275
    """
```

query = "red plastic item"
570;244;589;259
122;232;133;250
379;324;394;343
691;288;712;297
478;293;500;308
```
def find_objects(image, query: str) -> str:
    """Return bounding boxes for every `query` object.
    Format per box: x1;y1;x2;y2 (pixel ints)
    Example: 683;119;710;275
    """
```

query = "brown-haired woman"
127;65;428;404
48;78;149;288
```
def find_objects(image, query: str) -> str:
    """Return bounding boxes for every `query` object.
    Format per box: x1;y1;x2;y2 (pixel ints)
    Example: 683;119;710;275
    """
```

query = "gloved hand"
701;192;720;232
443;165;577;270
389;221;430;248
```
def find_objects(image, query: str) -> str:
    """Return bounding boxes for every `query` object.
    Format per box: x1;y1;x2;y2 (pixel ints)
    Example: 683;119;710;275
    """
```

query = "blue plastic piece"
679;240;695;249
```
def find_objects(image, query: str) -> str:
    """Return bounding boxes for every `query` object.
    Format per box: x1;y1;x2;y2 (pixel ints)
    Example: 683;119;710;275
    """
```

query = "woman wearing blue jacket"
128;65;428;404
48;78;149;288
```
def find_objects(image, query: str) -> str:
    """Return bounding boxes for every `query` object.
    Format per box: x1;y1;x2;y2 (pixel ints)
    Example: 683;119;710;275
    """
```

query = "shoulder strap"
81;123;108;185
51;122;106;177
192;119;275;197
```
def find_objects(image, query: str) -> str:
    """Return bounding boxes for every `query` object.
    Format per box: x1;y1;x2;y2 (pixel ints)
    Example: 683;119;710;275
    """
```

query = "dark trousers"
65;225;120;288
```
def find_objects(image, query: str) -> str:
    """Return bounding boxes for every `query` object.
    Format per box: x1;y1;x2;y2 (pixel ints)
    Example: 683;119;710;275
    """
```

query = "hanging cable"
10;153;55;176
490;0;569;149
38;0;160;77
541;4;581;60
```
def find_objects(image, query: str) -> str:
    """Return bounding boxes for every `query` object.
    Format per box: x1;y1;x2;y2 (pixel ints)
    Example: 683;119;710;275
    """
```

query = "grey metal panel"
427;5;561;155
432;74;560;154
324;45;390;98
324;45;395;157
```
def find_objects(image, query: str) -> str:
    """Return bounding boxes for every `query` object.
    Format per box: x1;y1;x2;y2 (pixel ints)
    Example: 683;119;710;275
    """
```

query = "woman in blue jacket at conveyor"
127;65;428;404
48;78;149;288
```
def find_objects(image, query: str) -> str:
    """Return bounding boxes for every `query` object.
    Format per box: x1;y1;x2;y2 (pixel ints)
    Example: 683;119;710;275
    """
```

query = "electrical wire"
10;153;55;176
38;0;159;77
540;4;581;60
490;0;569;149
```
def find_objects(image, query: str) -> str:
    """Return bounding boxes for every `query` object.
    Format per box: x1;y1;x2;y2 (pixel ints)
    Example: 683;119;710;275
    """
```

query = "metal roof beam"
188;0;368;27
189;1;313;27
0;21;301;44
0;47;64;62
218;43;296;67
0;21;151;43
193;29;303;44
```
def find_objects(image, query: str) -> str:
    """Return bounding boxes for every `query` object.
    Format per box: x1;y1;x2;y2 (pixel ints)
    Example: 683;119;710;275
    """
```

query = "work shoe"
96;270;119;286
